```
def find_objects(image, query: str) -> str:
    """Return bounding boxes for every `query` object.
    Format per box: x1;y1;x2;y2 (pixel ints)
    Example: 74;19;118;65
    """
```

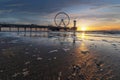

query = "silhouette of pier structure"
0;12;77;33
0;24;71;32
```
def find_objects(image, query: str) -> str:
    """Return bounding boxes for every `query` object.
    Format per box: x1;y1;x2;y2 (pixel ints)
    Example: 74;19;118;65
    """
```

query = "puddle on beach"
0;32;120;80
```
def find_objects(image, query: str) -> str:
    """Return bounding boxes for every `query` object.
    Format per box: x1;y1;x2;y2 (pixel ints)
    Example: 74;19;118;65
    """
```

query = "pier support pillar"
30;27;32;32
9;27;11;32
24;27;26;36
0;26;1;32
30;27;32;36
35;28;37;32
35;28;37;36
18;27;19;32
17;27;20;35
24;27;27;32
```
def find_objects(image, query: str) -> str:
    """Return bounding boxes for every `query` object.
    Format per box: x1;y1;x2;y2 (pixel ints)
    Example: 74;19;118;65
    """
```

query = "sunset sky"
0;0;120;31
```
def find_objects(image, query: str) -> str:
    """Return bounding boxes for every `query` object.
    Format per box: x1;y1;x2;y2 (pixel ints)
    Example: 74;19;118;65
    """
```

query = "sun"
77;24;88;31
81;26;87;31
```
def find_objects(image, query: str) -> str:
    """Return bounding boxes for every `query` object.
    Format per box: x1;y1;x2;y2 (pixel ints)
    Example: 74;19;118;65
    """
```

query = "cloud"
0;0;120;25
6;3;24;7
90;4;120;10
0;9;13;14
0;0;99;15
0;0;99;24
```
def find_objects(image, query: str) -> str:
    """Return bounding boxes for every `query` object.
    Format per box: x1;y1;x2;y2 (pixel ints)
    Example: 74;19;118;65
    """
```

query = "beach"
0;31;120;80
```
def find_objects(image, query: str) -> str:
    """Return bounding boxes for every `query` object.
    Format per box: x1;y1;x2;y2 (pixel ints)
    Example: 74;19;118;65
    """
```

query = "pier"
0;23;71;32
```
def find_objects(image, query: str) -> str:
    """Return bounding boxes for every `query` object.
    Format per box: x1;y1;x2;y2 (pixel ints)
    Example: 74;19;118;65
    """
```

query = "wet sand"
0;32;120;80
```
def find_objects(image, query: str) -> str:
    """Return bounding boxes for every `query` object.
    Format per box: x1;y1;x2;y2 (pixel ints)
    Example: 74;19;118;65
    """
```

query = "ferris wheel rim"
54;12;70;27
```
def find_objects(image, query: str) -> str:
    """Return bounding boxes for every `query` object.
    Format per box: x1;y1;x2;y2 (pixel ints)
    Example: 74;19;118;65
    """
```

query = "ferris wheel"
54;12;70;27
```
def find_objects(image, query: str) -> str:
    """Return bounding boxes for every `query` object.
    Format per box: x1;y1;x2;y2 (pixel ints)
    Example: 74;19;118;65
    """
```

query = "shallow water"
0;31;120;80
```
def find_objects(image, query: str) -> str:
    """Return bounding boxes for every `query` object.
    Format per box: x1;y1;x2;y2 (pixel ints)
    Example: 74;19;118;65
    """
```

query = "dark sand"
0;32;120;80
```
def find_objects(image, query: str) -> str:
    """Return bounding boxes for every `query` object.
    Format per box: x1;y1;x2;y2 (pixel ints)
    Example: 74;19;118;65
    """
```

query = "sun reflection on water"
71;35;113;80
79;42;88;51
77;32;88;40
81;32;85;39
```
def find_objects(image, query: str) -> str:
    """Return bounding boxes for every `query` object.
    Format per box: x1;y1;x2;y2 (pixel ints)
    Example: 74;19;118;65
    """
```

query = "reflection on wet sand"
0;32;115;80
72;38;113;80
